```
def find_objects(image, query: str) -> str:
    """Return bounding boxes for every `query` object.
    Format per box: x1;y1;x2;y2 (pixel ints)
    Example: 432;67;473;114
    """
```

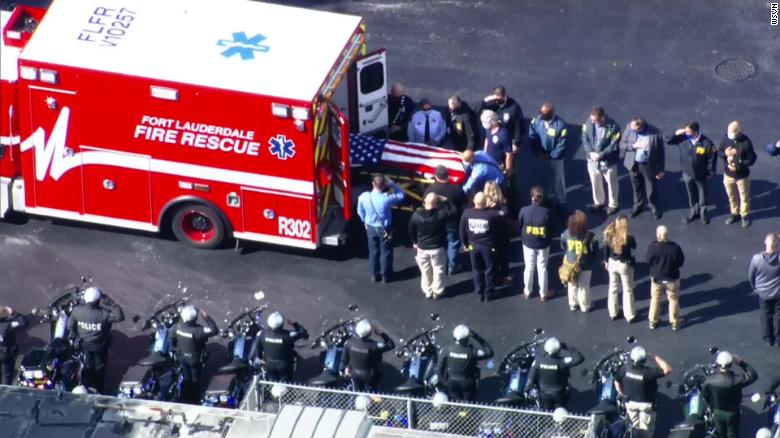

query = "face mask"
727;132;736;140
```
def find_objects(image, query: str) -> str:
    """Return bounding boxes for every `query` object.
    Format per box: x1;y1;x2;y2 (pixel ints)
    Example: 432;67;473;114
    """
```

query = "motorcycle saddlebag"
668;417;707;438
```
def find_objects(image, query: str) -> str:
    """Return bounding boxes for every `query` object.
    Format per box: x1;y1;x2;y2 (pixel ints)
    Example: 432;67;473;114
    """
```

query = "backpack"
558;234;591;285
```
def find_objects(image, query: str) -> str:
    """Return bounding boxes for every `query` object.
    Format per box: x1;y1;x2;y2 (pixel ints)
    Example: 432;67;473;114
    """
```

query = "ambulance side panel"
15;61;318;247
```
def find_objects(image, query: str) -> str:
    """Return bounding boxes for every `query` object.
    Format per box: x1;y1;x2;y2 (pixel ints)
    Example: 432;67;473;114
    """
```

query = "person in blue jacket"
529;102;569;208
461;149;505;197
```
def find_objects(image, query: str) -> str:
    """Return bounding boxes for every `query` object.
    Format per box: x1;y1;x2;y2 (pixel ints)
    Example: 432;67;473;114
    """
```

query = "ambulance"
0;0;389;249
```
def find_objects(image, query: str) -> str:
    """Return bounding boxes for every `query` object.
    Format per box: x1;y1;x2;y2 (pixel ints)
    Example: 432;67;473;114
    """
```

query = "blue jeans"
446;226;461;273
366;226;393;277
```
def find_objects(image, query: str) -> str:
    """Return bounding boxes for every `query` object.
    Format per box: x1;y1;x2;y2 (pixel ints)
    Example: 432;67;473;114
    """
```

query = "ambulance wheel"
171;204;225;249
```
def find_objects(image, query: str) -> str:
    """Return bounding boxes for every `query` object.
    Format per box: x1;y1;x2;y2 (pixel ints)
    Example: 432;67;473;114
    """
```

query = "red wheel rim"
180;210;216;243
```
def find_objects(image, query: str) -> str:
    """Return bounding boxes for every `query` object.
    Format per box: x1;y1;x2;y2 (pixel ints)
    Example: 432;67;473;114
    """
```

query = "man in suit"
582;106;621;214
620;117;665;220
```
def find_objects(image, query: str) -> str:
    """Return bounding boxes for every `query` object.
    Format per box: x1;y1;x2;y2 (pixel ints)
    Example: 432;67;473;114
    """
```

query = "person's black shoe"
725;214;739;225
606;206;619;215
630;207;643;218
649;321;658;330
382;275;391;284
741;216;751;228
684;211;699;223
765;340;775;347
589;204;605;213
371;275;381;283
701;213;710;225
609;314;619;321
480;294;487;303
650;208;661;220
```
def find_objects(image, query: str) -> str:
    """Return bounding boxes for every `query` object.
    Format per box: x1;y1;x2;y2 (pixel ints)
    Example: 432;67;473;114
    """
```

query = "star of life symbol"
217;32;270;60
268;135;295;160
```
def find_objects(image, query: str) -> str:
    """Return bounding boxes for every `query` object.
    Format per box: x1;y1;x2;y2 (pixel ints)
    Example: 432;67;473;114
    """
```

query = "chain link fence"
243;378;595;438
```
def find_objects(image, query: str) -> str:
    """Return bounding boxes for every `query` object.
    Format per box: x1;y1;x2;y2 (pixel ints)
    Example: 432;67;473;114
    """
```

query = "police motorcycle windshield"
495;328;546;406
19;282;87;391
309;310;362;388
394;323;443;396
217;304;267;375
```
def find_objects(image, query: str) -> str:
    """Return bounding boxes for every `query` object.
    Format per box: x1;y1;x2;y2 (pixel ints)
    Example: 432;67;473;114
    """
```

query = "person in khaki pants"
718;121;757;228
602;215;637;322
408;193;453;298
615;346;673;438
646;225;685;330
560;210;599;312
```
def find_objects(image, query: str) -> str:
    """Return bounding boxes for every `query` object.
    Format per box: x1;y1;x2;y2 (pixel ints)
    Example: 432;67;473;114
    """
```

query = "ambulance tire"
171;204;226;249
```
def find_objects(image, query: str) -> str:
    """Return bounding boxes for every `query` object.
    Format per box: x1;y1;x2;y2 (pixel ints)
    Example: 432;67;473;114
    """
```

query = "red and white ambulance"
0;0;389;249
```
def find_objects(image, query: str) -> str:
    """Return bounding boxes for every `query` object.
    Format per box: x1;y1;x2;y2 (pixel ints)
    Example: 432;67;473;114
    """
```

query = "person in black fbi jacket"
459;192;504;302
665;122;717;224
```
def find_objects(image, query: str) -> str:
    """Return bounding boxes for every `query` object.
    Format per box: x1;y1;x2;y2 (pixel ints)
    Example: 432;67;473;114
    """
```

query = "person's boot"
725;214;739;225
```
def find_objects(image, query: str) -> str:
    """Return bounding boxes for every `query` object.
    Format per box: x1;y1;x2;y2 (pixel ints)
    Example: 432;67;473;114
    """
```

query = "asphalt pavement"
2;0;780;437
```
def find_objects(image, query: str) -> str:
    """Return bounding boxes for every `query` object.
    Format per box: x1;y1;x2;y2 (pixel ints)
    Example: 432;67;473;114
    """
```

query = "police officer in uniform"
525;337;584;409
340;319;395;392
67;287;124;393
436;324;494;402
614;346;672;438
702;351;758;438
0;306;27;385
171;304;218;403
259;311;308;382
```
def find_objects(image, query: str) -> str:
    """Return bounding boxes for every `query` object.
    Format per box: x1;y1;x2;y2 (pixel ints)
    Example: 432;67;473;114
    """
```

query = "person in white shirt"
408;98;446;146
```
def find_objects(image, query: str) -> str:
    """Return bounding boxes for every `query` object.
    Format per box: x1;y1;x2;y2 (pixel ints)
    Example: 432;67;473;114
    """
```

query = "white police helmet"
83;287;102;304
544;337;561;355
180;305;198;323
755;428;772;438
716;351;733;368
355;319;372;338
630;346;647;364
432;391;449;408
267;311;284;330
453;324;470;342
72;385;88;395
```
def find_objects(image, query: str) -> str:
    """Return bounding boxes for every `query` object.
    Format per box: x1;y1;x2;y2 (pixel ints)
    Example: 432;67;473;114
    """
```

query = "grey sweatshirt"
749;251;780;300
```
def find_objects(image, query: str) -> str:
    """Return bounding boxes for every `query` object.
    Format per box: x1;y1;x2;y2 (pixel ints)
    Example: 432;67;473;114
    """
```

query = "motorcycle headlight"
23;370;35;379
219;395;229;403
33;370;44;379
320;339;327;348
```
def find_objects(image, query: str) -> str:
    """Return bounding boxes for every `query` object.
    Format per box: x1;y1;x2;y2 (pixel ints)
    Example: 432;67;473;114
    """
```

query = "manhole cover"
714;58;756;82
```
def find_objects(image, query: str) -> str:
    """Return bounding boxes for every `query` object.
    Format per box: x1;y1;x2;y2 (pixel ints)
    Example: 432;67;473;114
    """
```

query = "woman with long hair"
603;215;637;322
560;210;598;312
483;181;513;286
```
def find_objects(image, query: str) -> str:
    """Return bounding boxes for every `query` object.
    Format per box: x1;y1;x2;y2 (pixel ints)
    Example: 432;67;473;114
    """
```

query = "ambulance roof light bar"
150;86;179;101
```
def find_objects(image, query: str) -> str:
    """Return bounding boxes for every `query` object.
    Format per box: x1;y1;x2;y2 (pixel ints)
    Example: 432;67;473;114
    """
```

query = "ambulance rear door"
353;49;387;134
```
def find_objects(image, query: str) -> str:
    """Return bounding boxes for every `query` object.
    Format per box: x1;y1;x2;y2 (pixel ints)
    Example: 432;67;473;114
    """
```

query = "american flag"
349;133;466;184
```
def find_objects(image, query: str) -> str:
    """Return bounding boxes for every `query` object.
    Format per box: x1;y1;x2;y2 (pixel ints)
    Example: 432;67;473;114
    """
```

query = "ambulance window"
359;62;384;94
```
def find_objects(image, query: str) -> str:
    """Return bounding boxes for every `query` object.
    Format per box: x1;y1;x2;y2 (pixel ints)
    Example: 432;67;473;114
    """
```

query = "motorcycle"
494;327;546;408
587;336;636;438
18;278;89;391
309;304;361;388
669;348;721;438
202;304;268;409
118;298;187;401
752;379;780;438
393;313;443;398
